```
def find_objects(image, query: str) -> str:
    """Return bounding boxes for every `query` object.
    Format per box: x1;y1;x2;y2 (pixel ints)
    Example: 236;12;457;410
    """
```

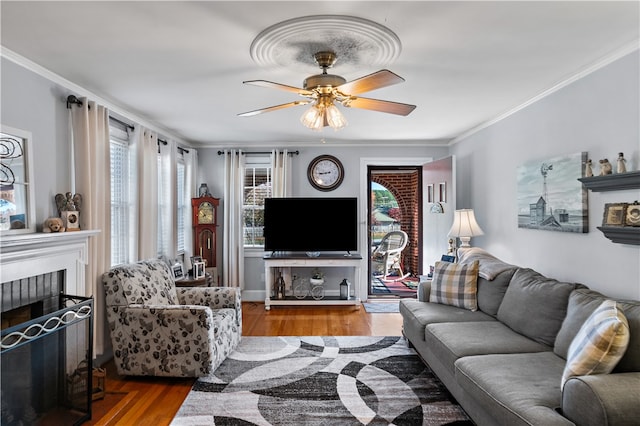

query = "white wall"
1;57;73;225
422;156;455;273
450;51;640;299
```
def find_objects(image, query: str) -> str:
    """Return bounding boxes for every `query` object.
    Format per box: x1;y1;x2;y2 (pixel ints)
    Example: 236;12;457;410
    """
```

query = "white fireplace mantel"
1;230;100;296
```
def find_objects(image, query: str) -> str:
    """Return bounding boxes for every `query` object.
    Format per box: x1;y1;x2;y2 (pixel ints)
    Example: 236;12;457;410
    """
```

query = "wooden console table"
263;253;362;310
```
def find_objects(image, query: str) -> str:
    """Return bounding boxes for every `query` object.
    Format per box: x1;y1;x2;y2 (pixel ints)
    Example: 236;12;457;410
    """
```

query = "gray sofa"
400;248;640;426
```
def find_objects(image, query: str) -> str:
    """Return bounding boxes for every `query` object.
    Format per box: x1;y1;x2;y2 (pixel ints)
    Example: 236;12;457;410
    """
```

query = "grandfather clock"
192;196;219;269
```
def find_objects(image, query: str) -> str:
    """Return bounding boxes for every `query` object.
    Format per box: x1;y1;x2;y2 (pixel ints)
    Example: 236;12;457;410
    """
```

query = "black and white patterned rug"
171;336;472;426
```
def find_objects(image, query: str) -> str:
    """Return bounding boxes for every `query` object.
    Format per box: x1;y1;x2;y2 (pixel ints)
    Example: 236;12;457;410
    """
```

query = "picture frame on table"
190;255;203;266
172;263;185;280
602;203;627;227
193;262;206;279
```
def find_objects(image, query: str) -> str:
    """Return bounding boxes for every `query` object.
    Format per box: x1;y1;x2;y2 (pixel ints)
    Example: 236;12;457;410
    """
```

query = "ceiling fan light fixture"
326;103;347;130
300;104;325;131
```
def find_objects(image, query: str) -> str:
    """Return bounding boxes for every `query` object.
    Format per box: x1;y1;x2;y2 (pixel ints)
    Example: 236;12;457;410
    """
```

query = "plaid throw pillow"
561;299;630;390
429;260;479;311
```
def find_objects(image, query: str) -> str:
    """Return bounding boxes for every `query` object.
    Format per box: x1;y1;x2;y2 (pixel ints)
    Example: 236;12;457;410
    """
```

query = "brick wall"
372;170;421;275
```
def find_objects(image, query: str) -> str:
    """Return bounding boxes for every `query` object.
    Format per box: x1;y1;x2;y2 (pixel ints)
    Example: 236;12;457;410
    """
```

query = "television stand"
263;253;362;310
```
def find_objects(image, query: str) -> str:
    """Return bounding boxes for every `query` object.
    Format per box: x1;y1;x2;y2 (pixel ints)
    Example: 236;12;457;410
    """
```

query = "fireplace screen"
1;295;93;425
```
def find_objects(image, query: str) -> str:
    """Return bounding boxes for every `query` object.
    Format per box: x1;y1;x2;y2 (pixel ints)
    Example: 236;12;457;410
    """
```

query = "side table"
175;272;214;287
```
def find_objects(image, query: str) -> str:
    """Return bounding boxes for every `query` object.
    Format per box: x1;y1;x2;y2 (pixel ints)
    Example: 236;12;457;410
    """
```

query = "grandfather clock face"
198;201;214;224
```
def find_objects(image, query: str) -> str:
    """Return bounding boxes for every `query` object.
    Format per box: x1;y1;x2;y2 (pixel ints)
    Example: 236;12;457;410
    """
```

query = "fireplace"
1;295;93;425
1;231;99;425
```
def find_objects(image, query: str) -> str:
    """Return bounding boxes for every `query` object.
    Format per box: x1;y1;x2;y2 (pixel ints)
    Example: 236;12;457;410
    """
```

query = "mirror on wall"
1;125;36;234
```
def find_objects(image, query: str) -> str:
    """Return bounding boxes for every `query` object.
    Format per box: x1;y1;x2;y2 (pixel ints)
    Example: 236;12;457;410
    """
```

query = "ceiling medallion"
250;15;402;73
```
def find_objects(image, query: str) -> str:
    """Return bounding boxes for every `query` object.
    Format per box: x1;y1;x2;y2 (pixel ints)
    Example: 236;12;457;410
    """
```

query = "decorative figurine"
55;192;83;215
42;217;65;233
616;152;627;173
584;159;593;177
598;159;612;176
55;192;82;231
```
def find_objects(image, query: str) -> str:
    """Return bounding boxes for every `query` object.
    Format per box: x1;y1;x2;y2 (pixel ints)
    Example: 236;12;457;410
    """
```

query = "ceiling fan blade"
343;97;416;116
238;100;311;117
243;80;313;96
336;70;405;95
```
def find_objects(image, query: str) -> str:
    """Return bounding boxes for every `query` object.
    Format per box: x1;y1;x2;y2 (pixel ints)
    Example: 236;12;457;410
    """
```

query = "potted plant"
310;268;324;286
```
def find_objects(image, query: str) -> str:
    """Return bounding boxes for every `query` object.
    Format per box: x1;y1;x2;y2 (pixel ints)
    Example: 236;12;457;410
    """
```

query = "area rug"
171;336;471;426
371;277;418;297
363;301;400;313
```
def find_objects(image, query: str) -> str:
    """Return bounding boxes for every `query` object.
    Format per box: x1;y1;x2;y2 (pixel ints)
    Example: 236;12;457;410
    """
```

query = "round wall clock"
307;155;344;191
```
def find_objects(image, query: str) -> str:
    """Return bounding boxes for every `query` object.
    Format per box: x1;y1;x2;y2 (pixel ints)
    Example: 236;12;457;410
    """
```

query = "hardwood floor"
87;301;403;425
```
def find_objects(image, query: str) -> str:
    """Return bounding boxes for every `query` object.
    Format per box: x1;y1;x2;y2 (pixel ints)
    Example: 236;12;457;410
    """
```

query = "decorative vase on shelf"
310;268;324;287
275;272;286;300
309;277;324;286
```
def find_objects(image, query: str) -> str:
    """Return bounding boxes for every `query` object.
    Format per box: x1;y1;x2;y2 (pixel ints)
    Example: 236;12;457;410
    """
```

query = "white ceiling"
1;1;638;147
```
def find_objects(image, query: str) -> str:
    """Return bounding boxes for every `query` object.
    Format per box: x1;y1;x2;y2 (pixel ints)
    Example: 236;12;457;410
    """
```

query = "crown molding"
1;46;190;146
450;40;640;146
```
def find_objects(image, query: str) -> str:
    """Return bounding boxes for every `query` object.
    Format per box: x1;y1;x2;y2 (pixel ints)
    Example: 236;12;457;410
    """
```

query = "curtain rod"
66;95;135;130
109;115;134;131
217;150;299;156
156;139;190;154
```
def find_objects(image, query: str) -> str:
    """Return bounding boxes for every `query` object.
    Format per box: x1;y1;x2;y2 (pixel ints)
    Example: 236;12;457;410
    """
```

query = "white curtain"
134;127;158;259
271;149;291;197
182;147;198;266
69;98;111;356
159;139;178;261
223;149;245;288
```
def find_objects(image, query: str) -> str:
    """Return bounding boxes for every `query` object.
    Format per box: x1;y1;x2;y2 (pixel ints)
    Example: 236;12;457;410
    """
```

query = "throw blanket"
457;247;517;280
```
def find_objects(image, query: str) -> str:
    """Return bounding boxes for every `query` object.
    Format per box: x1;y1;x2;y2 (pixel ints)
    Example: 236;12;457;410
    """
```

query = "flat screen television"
264;197;358;253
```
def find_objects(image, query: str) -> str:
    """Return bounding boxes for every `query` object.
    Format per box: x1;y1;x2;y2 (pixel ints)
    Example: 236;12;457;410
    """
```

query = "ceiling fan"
238;51;416;131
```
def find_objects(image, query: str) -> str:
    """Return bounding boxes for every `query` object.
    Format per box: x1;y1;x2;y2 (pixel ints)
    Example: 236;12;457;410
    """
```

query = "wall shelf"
578;171;640;192
596;226;640;245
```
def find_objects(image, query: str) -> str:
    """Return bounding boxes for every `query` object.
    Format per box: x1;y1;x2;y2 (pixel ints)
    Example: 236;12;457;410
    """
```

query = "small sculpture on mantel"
598;159;612;176
616;152;627;173
584;159;593;177
55;192;83;215
55;192;83;231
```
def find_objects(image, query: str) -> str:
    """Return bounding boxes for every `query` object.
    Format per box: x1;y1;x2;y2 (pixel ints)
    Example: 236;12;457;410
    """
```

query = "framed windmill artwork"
516;152;588;233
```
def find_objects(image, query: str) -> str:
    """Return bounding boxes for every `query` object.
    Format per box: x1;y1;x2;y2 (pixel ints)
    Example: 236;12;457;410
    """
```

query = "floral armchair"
102;258;241;377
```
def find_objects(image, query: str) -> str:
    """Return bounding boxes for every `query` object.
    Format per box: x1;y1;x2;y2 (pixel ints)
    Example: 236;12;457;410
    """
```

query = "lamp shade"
448;209;484;247
300;95;347;131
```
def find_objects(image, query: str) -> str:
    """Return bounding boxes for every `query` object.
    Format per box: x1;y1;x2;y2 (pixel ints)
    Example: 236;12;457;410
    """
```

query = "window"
109;122;133;266
176;159;186;253
157;145;188;257
243;157;271;248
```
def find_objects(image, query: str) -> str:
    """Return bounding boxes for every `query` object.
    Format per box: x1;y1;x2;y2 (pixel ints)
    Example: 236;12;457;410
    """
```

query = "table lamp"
449;209;484;248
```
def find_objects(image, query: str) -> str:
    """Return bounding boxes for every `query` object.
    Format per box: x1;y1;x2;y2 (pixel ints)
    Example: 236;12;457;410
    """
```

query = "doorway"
368;166;422;297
